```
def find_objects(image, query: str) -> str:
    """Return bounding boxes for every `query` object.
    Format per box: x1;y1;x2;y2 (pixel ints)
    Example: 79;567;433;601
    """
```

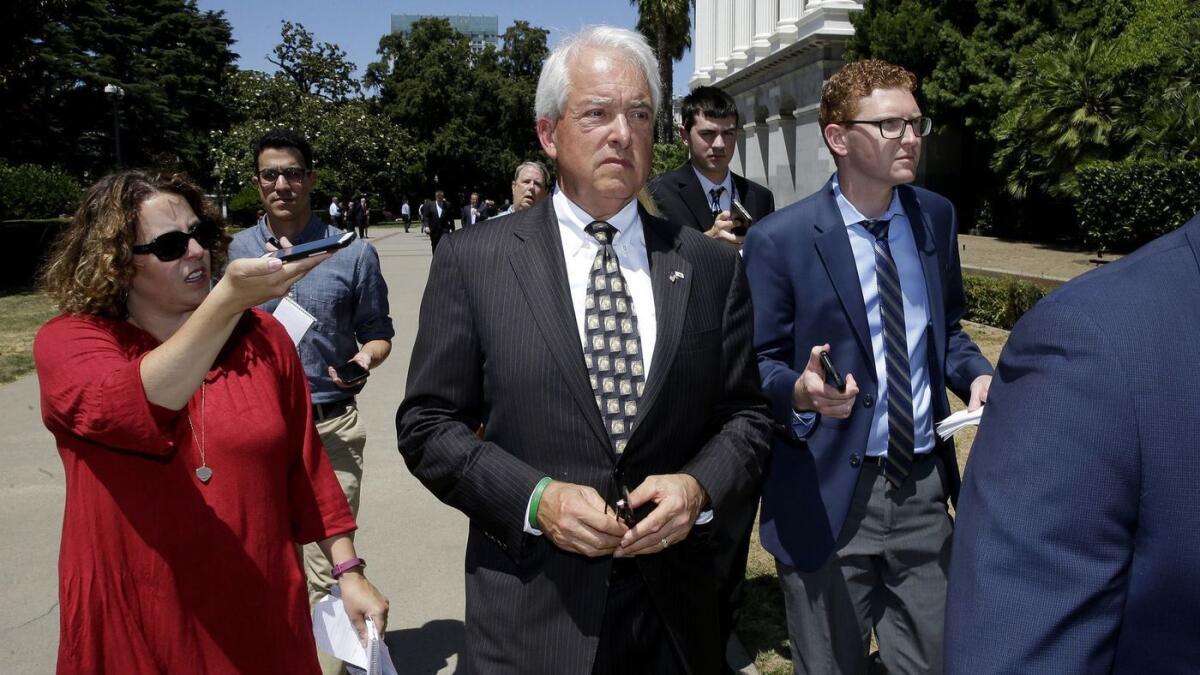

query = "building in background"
690;1;863;207
390;14;499;51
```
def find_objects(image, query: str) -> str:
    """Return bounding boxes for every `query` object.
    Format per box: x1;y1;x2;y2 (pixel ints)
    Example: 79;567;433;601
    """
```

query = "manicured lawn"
739;321;1010;673
0;291;59;384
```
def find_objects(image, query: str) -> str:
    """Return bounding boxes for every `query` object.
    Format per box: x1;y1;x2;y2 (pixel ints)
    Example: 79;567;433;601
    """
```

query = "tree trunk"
657;22;674;143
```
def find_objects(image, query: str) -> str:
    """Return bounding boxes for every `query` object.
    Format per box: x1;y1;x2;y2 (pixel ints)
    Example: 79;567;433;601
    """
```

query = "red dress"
34;309;355;674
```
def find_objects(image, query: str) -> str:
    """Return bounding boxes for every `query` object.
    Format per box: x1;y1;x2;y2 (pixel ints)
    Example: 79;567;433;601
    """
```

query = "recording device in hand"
333;359;369;385
819;350;846;393
730;199;753;237
272;232;356;261
615;484;640;528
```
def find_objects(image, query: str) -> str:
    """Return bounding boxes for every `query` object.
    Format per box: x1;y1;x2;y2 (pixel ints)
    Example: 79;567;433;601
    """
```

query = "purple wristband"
331;557;366;579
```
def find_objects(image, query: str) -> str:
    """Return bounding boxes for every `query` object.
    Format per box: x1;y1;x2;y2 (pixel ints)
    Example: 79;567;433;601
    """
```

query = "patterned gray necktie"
583;221;646;454
864;217;916;487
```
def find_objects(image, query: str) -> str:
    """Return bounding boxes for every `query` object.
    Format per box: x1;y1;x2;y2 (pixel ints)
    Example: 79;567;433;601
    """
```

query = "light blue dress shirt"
793;175;936;457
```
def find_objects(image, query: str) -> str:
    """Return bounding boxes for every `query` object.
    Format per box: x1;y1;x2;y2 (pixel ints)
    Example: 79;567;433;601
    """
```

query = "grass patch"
0;291;59;384
739;321;1009;671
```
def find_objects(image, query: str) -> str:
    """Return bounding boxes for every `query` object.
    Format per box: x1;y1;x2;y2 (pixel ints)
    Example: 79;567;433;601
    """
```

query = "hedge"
0;161;81;220
1076;159;1200;253
0;219;70;290
963;275;1048;330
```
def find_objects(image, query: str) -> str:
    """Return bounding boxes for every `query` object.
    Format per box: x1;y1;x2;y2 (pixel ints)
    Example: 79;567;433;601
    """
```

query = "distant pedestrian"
346;199;361;236
328;196;342;227
358;197;370;239
401;200;411;232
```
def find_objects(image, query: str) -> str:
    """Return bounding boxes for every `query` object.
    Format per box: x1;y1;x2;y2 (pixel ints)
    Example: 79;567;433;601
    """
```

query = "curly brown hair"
40;171;230;318
818;59;918;129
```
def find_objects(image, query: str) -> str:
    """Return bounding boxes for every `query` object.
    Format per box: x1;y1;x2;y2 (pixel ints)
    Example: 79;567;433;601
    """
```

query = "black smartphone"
730;199;753;237
819;350;846;392
333;360;369;385
615;485;640;528
273;232;356;261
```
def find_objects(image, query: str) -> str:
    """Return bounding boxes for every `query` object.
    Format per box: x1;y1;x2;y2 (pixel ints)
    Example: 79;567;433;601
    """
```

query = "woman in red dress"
35;172;389;674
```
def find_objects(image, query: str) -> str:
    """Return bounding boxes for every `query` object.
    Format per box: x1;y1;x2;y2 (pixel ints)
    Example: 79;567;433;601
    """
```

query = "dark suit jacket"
396;197;772;674
421;200;454;233
460;203;487;226
743;179;992;572
649;163;775;233
945;215;1200;673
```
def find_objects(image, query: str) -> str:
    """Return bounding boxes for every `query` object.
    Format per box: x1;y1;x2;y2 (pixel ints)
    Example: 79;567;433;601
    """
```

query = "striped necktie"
864;218;915;487
709;186;725;217
582;221;646;454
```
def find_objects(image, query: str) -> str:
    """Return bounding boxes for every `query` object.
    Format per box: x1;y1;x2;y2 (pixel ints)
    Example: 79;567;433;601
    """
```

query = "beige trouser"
303;403;366;675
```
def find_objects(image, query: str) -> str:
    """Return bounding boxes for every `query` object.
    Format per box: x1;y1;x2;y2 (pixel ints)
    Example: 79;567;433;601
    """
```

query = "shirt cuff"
791;409;818;439
524;487;543;536
695;509;714;525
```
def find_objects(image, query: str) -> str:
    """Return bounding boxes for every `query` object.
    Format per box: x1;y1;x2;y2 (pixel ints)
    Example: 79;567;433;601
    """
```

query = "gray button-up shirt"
228;215;394;404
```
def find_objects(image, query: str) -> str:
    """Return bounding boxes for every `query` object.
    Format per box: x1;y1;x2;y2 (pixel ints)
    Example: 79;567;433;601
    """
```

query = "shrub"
1076;159;1200;253
0;162;81;220
963;275;1049;330
225;183;263;227
652;142;689;178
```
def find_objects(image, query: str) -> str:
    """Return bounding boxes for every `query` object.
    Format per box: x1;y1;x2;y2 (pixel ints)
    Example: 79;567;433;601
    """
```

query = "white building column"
730;0;754;67
712;0;735;77
774;0;802;48
766;112;797;205
792;103;836;198
692;0;716;85
742;121;769;187
752;0;778;59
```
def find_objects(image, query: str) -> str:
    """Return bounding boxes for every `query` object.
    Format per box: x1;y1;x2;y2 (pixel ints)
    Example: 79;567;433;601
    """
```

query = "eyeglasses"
132;221;221;262
842;116;933;139
256;166;309;185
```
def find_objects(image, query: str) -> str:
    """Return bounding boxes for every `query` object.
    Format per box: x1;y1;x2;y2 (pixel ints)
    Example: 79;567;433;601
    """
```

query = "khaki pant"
303;403;366;675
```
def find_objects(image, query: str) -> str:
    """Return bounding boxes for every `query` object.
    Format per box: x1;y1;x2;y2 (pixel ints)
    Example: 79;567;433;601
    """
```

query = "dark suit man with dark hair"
397;26;770;674
420;190;454;252
650;85;774;253
647;83;775;650
944;214;1200;673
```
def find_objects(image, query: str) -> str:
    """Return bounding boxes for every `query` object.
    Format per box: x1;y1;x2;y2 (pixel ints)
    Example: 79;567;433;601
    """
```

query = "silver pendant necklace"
186;383;213;483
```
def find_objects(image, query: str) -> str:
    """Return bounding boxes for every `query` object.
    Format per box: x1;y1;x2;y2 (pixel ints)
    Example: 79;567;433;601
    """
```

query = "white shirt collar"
552;186;643;249
831;173;904;229
692;166;733;203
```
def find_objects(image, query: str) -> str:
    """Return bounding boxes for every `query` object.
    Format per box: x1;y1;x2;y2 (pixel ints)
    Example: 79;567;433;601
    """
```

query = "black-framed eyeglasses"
256;166;309;185
605;479;640;528
132;221;221;262
841;116;933;139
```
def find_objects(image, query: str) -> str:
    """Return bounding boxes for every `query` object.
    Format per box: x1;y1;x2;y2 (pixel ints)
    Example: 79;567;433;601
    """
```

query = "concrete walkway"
0;229;467;673
959;234;1122;285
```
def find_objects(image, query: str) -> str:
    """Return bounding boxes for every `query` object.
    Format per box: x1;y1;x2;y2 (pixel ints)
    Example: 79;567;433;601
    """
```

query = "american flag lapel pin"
669;270;685;283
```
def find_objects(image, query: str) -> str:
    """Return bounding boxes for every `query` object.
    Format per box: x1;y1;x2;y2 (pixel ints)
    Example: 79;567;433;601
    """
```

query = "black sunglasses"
132;221;221;262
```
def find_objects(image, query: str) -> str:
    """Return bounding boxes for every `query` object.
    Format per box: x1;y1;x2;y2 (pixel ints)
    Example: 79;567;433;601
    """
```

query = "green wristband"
528;477;553;530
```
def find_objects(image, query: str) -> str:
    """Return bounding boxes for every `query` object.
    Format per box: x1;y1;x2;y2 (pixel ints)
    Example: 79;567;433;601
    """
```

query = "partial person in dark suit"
397;26;771;675
461;192;485;226
944;213;1200;673
650;84;775;649
743;60;993;674
420;190;454;252
649;86;774;251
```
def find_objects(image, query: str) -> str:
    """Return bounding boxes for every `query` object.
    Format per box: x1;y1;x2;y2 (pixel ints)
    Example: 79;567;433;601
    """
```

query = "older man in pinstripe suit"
397;26;771;675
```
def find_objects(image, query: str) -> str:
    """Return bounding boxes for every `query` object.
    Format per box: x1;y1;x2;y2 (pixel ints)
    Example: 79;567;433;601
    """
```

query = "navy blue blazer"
743;179;992;571
945;214;1200;673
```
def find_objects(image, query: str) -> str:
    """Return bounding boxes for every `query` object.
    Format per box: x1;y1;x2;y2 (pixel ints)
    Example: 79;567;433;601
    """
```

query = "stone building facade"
690;0;864;207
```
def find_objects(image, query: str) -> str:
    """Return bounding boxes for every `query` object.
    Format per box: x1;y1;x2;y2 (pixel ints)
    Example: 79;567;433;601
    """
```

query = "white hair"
534;25;661;121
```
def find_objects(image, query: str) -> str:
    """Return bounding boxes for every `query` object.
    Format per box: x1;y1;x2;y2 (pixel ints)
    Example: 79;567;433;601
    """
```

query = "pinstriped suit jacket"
396;196;772;674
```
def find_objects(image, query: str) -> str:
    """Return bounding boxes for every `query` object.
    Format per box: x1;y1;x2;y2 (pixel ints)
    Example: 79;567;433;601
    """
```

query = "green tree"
366;19;548;202
0;0;237;183
267;21;362;102
631;0;694;143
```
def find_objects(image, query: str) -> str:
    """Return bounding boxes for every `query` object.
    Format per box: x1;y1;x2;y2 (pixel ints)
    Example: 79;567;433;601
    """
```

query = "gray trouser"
777;453;953;675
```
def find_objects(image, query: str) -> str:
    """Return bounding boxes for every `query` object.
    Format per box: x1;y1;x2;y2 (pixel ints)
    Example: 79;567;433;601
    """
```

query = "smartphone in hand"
730;199;753;237
819;350;846;393
333;359;369;385
272;232;356;261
